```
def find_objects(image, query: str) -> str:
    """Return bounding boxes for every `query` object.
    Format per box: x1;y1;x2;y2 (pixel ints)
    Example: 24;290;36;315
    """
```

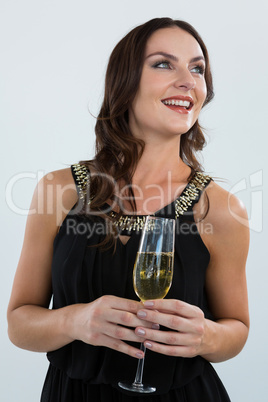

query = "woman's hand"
135;299;206;358
70;295;159;359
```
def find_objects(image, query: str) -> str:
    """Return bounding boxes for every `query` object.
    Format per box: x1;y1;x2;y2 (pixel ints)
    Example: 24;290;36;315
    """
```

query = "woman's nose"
173;69;196;91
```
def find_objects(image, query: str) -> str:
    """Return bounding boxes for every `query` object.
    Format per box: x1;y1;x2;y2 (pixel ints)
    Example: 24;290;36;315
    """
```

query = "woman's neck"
133;136;190;185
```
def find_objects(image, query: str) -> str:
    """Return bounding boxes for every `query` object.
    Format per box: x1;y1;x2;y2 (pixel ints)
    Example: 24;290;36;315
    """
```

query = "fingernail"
137;310;147;318
145;341;152;348
136;328;146;336
151;323;159;330
144;301;154;307
136;352;144;359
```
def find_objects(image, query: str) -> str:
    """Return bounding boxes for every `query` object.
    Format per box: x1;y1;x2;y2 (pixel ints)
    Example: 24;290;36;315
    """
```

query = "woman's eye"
191;65;205;75
153;61;171;69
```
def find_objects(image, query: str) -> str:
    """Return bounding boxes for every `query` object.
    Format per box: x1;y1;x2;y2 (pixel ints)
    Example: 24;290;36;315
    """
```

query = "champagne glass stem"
118;343;155;392
133;344;146;387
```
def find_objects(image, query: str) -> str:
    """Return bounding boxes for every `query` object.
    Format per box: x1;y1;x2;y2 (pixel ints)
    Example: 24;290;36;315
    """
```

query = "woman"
7;17;249;401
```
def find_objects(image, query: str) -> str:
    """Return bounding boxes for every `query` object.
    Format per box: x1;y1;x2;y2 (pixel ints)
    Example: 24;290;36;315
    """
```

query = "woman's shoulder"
34;166;78;227
194;178;249;258
38;165;80;191
40;166;75;186
200;179;249;238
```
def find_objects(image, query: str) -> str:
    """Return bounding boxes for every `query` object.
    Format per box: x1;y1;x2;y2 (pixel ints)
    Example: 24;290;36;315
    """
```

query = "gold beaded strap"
175;172;212;219
71;163;90;202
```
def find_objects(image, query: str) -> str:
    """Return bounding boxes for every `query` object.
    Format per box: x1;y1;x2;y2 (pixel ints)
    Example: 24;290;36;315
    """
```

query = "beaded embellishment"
72;163;90;202
109;212;147;232
174;172;211;219
71;164;212;232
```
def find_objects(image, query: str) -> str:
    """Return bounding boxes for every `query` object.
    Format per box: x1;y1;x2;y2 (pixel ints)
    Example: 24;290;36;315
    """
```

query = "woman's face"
129;27;207;141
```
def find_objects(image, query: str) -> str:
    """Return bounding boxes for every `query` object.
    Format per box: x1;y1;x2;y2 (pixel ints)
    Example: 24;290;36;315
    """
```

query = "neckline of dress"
107;171;199;218
71;164;212;224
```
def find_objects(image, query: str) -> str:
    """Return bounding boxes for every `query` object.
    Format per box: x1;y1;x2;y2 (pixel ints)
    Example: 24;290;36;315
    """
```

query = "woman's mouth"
161;97;194;114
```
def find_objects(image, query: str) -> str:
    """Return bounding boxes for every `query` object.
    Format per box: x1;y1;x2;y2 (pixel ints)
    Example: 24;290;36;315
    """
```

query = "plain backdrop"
1;0;267;400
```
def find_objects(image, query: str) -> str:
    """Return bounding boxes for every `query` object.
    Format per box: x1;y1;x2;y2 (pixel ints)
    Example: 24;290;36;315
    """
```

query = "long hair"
80;17;214;248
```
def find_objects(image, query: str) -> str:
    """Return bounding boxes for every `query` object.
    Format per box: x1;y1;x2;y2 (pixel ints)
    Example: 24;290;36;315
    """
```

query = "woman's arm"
7;168;148;358
198;183;249;362
134;182;250;362
7;168;78;351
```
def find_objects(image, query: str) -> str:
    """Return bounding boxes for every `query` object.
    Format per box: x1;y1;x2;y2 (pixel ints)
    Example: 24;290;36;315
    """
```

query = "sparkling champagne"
133;251;174;301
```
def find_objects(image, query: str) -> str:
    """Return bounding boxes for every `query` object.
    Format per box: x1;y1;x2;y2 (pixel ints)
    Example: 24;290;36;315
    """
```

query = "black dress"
41;164;231;401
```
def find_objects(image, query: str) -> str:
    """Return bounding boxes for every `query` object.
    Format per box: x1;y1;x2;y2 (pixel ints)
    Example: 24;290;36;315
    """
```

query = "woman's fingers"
134;299;206;358
95;295;158;330
94;295;141;315
143;340;201;358
135;324;204;358
143;299;202;318
137;299;204;331
137;308;201;333
96;332;145;359
135;325;202;345
103;321;145;343
102;307;158;329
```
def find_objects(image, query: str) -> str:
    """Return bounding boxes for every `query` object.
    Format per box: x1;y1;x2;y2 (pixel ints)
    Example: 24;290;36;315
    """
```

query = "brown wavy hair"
80;17;214;248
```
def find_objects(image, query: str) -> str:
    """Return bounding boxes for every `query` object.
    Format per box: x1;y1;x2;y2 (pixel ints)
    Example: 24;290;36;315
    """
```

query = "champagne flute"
118;216;175;393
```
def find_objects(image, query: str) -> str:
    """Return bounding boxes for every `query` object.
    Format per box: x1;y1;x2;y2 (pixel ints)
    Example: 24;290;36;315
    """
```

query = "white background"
1;0;267;400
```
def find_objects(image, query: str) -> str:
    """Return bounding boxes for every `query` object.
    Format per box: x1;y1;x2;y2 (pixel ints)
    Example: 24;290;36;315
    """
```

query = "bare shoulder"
31;167;78;229
195;180;249;255
39;167;76;190
204;180;249;233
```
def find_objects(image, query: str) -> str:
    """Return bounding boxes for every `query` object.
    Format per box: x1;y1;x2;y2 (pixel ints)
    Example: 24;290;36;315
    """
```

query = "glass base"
118;381;156;393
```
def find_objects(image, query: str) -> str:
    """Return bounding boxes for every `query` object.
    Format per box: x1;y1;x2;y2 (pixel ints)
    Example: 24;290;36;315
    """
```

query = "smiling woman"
7;17;249;402
129;27;207;139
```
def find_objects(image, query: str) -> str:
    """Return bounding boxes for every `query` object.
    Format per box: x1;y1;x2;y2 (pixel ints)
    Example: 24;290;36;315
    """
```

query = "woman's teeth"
162;99;191;108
